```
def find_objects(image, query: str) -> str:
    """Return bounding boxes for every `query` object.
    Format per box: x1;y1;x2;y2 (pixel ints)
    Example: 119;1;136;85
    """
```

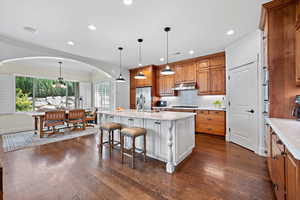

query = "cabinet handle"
273;183;278;190
207;128;212;131
272;156;277;160
154;121;161;125
207;118;212;121
128;118;134;121
109;116;114;119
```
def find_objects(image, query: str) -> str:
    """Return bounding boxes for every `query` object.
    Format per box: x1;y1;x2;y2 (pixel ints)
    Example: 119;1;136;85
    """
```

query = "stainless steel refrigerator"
136;87;152;111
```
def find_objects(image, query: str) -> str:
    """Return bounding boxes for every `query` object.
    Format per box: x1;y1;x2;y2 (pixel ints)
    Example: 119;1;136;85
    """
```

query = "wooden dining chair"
67;109;86;131
85;108;98;127
44;110;66;136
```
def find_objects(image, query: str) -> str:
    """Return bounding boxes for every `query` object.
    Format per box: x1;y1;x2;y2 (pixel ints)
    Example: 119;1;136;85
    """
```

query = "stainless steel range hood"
172;82;196;91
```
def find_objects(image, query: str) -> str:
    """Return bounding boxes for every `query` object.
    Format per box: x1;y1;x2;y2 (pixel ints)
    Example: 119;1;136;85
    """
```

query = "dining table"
27;109;97;138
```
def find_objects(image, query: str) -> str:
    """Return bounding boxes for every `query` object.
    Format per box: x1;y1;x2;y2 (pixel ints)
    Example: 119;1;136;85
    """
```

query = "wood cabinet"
129;65;158;108
197;69;210;94
196;55;226;95
130;88;136;109
210;66;226;94
0;161;2;200
296;19;300;86
196;110;225;136
286;151;298;200
267;127;300;200
157;66;177;97
174;62;196;84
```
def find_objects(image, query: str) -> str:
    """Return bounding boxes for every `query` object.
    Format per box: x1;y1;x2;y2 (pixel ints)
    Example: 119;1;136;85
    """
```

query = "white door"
228;62;258;151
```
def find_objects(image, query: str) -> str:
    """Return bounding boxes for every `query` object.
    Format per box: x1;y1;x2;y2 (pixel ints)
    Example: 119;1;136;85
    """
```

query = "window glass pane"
35;78;66;110
66;81;77;109
15;76;33;112
94;81;113;111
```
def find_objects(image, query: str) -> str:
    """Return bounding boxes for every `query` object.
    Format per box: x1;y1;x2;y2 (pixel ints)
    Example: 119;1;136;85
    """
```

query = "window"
15;76;79;112
94;81;114;111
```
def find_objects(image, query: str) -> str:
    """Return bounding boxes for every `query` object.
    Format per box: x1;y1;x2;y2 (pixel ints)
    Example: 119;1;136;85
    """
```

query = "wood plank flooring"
0;133;274;200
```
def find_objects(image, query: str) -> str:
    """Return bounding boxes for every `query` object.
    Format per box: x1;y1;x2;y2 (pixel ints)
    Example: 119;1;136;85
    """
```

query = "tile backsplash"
160;90;226;108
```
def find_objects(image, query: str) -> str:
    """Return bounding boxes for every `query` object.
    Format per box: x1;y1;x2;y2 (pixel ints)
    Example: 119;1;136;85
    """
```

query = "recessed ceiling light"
189;50;195;55
226;30;235;35
123;0;133;5
160;58;165;62
67;41;75;46
88;24;97;31
23;26;37;33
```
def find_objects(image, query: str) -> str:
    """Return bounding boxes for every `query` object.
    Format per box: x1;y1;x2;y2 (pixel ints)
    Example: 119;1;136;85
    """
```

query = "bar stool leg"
99;128;103;153
132;136;135;169
121;134;124;164
112;130;114;149
108;130;112;156
143;134;146;162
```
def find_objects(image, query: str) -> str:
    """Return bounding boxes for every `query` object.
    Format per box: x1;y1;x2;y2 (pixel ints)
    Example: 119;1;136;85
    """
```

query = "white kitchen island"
98;110;196;173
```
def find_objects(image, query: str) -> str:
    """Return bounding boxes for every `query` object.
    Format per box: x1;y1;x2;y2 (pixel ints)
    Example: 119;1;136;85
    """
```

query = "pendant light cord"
166;30;169;65
119;48;122;75
139;42;142;66
59;62;62;77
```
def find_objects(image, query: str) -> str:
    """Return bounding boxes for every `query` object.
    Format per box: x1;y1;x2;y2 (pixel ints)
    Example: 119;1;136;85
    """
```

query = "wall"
161;90;225;108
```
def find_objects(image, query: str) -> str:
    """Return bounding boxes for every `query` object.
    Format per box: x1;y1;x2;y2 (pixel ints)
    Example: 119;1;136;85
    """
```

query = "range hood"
172;82;196;91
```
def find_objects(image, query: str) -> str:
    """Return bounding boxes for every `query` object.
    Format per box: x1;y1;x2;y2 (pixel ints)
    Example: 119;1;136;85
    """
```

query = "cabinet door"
271;137;285;200
174;65;185;84
130;70;136;89
159;77;165;95
210;66;225;94
130;88;136;109
184;62;196;82
196;59;210;70
296;28;300;86
143;67;152;87
144;119;158;157
210;56;225;67
197;68;210;95
286;151;298;200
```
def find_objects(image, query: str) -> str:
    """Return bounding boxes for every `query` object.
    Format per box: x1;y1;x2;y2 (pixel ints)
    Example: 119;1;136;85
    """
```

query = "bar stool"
120;127;147;168
99;122;122;155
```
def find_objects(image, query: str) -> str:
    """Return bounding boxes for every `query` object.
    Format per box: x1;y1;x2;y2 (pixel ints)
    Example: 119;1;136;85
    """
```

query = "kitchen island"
98;110;196;173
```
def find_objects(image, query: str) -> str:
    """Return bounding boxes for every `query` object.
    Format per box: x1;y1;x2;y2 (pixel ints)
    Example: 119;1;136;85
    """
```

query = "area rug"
2;127;99;152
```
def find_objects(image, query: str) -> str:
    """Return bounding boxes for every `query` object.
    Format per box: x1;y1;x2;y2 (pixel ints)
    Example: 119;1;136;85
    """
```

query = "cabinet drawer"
197;123;225;136
197;110;209;115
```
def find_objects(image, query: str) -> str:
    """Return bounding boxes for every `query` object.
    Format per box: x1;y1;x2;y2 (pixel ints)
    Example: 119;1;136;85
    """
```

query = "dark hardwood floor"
0;133;274;200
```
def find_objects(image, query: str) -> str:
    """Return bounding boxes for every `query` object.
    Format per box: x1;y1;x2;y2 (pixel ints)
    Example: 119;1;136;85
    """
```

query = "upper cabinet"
132;66;153;88
174;62;196;84
158;66;177;97
296;0;300;86
196;54;226;95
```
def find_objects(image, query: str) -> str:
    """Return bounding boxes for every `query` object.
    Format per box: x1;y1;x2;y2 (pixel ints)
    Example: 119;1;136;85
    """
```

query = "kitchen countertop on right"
152;106;226;111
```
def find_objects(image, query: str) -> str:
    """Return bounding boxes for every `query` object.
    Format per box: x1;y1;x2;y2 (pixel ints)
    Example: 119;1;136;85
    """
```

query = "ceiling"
3;57;97;73
0;0;270;69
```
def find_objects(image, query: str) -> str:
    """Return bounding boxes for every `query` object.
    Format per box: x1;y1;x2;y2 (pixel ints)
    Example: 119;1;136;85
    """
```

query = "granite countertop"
98;110;196;121
266;118;300;160
152;106;226;111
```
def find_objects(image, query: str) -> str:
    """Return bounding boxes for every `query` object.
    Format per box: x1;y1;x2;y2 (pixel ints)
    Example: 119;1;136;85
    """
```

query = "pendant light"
161;27;175;75
116;47;126;83
52;61;67;88
134;38;146;80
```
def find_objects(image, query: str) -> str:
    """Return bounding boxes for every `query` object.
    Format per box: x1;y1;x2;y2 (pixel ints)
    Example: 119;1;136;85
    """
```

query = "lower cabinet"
196;110;225;136
268;128;300;200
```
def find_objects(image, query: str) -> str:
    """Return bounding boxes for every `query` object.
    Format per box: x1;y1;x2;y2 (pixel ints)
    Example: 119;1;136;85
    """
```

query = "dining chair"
85;108;98;127
44;110;66;136
67;109;86;131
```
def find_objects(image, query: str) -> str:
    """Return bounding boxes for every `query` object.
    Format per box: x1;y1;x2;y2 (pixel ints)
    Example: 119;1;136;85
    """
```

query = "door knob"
246;109;255;113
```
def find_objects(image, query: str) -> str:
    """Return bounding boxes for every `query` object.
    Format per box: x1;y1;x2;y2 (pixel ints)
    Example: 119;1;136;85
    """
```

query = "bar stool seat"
99;122;122;155
120;127;147;168
101;122;121;130
121;127;146;137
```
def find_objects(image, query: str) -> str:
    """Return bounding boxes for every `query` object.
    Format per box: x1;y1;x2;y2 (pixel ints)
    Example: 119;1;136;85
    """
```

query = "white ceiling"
0;0;270;69
3;57;97;73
